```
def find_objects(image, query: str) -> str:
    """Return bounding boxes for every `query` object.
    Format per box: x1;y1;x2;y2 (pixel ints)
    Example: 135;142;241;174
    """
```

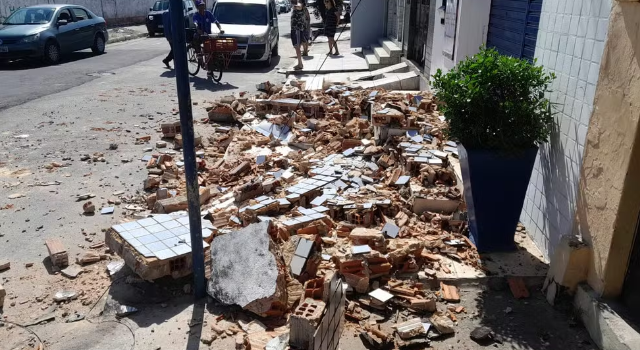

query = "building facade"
381;0;640;347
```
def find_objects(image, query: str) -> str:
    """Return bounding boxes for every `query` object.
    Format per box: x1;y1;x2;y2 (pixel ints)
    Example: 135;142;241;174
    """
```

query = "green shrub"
431;47;555;151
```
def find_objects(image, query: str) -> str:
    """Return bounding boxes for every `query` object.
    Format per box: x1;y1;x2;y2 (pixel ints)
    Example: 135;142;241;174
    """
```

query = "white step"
378;39;402;58
300;76;324;91
364;49;383;70
372;45;392;65
352;71;419;90
349;62;409;81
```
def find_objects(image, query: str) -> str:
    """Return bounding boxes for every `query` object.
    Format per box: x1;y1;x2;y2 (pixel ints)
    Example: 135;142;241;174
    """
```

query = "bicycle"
186;33;237;83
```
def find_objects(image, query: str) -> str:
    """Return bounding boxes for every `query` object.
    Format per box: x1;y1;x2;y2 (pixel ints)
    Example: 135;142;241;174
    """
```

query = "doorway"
407;0;430;68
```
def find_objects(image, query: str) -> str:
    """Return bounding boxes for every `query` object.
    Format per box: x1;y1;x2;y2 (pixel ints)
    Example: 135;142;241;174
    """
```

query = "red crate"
203;38;238;53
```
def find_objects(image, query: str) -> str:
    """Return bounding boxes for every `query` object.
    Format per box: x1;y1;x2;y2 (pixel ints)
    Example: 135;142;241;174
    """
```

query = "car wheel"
91;34;106;54
263;45;272;67
148;31;155;37
44;40;61;65
272;42;279;57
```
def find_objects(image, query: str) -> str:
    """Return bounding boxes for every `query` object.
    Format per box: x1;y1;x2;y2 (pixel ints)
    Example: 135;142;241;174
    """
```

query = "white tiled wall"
520;0;611;260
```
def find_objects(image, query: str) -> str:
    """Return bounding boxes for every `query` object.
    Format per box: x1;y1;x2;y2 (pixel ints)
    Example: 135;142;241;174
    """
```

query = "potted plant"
432;47;555;252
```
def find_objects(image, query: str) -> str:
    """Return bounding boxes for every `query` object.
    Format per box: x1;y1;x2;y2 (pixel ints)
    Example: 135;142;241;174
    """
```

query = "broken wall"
574;1;640;298
519;0;612;261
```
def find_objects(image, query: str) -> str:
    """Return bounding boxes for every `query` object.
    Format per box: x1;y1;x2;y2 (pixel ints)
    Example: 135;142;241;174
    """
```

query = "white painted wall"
0;0;153;23
520;0;612;260
428;0;490;78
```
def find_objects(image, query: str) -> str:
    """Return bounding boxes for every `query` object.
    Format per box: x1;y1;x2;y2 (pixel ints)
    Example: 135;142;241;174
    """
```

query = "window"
214;3;268;25
4;7;55;24
152;1;170;11
58;9;74;22
72;8;91;21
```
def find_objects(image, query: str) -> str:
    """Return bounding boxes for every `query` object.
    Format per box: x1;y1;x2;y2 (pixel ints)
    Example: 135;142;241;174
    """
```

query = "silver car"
0;4;109;64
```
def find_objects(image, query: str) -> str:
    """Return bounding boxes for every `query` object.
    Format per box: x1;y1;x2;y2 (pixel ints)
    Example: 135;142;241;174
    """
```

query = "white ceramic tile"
172;244;191;256
146;241;168;253
121;221;142;231
128;228;149;238
136;246;155;258
137;218;157;227
161;220;182;230
118;231;133;240
163;237;181;248
112;224;125;233
155;248;176;260
146;224;165;234
177;217;190;225
127;237;143;248
153;214;174;223
153;230;174;241
171;226;190;235
138;234;159;245
525;0;610;261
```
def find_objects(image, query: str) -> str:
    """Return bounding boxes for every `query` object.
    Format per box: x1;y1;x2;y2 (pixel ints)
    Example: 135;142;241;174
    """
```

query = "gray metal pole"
169;0;205;298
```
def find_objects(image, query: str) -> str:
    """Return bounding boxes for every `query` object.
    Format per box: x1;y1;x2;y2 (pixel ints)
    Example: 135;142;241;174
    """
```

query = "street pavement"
0;13;301;350
0;13;296;111
0;11;351;350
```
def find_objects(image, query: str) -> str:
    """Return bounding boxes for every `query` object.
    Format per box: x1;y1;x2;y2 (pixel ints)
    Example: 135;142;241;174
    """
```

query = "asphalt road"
0;11;304;350
0;12;295;111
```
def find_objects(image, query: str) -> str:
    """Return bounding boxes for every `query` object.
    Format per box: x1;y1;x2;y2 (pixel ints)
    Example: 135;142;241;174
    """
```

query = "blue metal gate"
486;0;542;61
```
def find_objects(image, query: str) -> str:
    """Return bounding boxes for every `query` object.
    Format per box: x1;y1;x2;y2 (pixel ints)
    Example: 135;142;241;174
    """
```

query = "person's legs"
291;30;304;69
332;36;339;55
163;39;173;67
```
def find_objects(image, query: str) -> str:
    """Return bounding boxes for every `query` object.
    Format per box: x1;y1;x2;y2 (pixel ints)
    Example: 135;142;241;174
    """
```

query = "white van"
212;0;279;66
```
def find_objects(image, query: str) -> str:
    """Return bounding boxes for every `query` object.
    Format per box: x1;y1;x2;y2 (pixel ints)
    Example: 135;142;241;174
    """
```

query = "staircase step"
378;38;402;58
364;49;383;70
300;76;324;91
352;71;419;90
372;45;392;65
349;62;409;81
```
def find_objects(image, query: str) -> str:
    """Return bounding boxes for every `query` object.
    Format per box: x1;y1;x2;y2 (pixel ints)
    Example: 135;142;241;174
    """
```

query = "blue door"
486;0;542;62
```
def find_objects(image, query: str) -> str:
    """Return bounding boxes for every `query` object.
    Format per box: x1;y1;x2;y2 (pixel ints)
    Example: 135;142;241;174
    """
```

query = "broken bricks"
0;283;5;307
82;201;96;214
45;238;69;267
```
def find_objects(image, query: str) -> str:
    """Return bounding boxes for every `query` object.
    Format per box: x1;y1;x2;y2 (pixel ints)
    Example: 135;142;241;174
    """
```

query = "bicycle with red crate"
186;33;237;83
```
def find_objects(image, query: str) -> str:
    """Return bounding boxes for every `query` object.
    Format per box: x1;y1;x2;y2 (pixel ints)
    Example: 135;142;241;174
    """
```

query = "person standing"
291;1;307;70
323;0;340;56
162;7;174;68
302;0;311;56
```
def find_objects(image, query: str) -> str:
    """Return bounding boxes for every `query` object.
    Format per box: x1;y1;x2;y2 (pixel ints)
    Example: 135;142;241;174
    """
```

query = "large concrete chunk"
208;221;286;316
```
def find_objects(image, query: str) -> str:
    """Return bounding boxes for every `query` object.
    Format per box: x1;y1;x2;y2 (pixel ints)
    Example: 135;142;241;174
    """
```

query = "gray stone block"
207;221;286;316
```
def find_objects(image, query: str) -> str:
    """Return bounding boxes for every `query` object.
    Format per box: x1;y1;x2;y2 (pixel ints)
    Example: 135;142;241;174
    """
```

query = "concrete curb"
107;32;148;44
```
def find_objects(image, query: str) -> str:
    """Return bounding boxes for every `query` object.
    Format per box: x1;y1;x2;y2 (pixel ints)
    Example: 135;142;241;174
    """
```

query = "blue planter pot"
458;144;538;252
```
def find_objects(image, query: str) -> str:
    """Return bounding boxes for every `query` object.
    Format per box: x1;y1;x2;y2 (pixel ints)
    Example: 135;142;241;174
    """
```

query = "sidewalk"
285;33;368;74
107;24;148;44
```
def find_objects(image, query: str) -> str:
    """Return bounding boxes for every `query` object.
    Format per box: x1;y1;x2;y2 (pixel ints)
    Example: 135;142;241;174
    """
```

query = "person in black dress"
324;0;340;55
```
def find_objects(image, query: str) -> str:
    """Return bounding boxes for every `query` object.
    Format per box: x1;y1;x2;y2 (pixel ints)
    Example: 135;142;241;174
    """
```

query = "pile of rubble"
105;80;484;349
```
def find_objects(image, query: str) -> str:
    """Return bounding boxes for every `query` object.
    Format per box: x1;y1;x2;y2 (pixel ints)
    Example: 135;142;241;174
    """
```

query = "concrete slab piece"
207;221;285;316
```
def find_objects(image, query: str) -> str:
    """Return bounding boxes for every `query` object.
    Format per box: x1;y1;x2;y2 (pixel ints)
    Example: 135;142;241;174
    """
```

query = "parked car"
146;0;196;37
0;4;108;64
212;0;279;67
276;0;291;14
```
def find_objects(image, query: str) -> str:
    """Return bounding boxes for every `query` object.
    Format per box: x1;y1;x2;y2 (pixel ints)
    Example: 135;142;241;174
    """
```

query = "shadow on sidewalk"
160;70;238;92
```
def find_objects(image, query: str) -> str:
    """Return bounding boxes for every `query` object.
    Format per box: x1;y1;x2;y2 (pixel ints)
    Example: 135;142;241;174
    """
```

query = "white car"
213;0;280;66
